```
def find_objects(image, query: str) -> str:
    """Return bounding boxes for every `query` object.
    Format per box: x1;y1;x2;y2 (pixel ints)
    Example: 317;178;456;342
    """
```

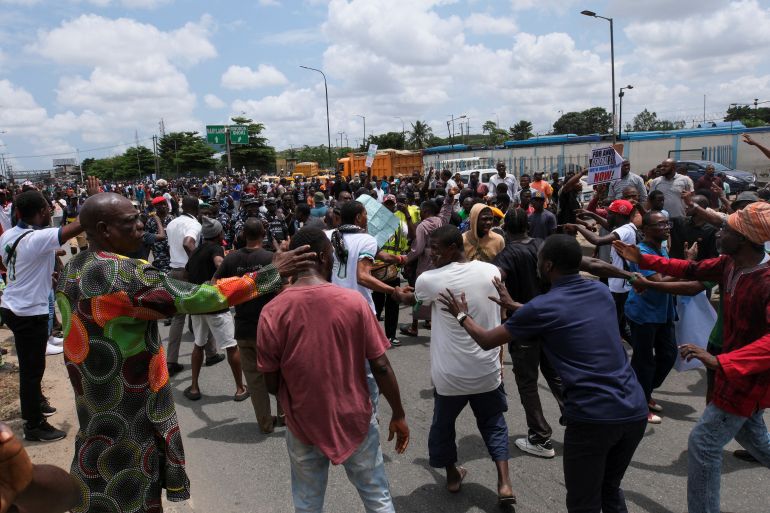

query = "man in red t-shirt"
258;227;409;512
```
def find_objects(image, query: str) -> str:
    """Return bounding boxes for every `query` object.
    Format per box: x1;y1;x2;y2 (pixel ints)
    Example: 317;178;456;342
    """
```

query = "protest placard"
358;194;400;249
365;144;378;168
586;146;623;185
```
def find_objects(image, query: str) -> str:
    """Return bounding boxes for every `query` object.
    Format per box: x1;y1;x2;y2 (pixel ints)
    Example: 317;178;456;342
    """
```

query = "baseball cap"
151;196;166;206
608;199;634;215
384;194;397;203
531;190;546;200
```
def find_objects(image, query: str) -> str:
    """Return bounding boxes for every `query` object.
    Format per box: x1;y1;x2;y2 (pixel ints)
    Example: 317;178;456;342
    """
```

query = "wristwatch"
456;312;469;326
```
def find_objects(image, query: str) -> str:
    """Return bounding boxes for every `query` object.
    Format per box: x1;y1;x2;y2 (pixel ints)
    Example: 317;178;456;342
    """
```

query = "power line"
8;137;155;160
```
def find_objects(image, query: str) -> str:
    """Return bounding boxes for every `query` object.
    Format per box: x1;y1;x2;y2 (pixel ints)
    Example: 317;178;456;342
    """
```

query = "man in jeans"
258;227;409;513
443;234;648;513
615;201;770;513
164;196;221;375
0;183;96;441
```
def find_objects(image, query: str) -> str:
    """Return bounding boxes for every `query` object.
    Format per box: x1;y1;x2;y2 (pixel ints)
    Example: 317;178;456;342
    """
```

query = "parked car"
677;160;756;194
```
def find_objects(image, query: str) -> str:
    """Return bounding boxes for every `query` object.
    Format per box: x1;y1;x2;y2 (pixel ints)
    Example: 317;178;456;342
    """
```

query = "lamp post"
355;114;366;150
299;65;332;169
581;10;616;142
618;85;633;139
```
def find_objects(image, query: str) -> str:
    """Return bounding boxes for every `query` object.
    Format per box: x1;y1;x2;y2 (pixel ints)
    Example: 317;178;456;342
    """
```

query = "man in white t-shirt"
329;200;404;314
164;196;219;374
564;199;639;340
0;186;94;442
487;162;520;201
396;224;515;507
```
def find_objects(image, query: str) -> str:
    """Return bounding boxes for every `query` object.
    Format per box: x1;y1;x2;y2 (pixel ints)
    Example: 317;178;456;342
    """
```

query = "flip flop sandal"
399;325;418;337
497;495;517;511
183;386;202;401
234;389;251;402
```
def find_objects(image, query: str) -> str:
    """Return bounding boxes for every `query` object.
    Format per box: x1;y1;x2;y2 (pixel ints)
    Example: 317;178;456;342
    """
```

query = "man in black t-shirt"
184;217;249;402
213;218;284;433
492;208;564;459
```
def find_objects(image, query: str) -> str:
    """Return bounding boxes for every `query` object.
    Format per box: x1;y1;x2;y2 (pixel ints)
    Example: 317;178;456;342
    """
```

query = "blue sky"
1;0;769;171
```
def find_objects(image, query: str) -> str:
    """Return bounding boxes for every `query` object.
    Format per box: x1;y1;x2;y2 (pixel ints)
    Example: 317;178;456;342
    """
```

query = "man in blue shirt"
624;210;677;425
438;234;648;513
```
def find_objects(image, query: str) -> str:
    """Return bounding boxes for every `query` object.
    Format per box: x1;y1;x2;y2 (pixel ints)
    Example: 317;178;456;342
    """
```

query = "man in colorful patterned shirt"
55;192;313;513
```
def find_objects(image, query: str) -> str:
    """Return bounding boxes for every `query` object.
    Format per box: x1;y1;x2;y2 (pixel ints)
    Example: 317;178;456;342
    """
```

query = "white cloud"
0;79;49;130
464;13;517;35
30;14;216;67
77;0;172;7
14;15;217;148
221;64;288;89
258;0;280;5
624;0;770;77
0;0;41;5
204;93;226;109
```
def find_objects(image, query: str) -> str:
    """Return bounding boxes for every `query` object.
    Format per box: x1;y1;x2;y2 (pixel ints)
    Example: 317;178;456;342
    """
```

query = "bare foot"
446;465;467;493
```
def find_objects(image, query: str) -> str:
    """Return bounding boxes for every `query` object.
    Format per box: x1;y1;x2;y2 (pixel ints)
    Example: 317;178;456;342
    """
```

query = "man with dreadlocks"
329;200;407;411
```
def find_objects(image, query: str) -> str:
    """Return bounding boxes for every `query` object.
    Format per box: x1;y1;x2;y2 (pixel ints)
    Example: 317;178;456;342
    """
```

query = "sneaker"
24;420;66;442
515;437;556;458
40;397;56;417
648;399;663;413
46;342;63;356
205;354;226;367
389;338;402;347
647;412;662;424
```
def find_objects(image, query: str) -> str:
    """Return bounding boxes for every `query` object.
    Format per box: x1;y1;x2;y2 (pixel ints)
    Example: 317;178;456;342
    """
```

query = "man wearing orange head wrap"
613;201;770;513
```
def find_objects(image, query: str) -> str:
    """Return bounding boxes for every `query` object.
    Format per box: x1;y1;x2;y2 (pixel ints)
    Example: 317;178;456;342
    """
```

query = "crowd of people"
0;134;770;513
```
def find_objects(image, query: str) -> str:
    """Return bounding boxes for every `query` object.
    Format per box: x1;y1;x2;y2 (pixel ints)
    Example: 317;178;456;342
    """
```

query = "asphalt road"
161;305;769;513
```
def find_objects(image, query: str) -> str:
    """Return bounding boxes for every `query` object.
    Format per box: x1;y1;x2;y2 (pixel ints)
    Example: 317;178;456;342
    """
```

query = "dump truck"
337;149;423;179
294;161;320;177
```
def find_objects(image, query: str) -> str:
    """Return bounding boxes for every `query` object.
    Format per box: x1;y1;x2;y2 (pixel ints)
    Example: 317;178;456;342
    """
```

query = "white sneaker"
46;342;63;356
647;412;662;424
48;336;63;347
515;437;556;458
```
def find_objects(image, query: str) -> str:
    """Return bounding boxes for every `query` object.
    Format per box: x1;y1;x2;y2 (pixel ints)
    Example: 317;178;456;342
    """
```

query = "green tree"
626;109;686;132
159;132;217;177
553;107;612;135
724;105;770;127
225;116;277;173
407;120;433;149
481;120;509;146
510;120;534;141
366;131;406;150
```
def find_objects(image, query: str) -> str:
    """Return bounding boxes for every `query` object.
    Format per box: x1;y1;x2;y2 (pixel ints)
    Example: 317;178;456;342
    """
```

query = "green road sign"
229;125;249;145
206;125;226;145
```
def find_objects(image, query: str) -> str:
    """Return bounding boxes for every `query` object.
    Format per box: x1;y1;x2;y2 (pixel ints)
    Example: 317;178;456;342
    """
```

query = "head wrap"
727;201;770;245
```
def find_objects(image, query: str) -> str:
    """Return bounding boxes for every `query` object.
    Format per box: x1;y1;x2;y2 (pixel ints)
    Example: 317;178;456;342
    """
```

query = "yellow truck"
337;149;423;179
294;161;320;177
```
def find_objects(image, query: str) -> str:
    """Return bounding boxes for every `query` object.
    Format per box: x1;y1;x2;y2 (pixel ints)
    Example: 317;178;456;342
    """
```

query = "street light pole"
300;65;333;169
581;10;616;142
448;114;467;146
618;84;633;139
355;114;366;150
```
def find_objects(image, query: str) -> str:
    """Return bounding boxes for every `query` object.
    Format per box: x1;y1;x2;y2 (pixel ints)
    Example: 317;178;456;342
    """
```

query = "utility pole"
225;126;232;174
152;135;160;178
356;115;366;150
76;148;83;183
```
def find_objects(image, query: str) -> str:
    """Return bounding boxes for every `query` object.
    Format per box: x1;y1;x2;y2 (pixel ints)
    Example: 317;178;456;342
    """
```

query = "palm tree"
407;120;433;149
510;120;534;141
